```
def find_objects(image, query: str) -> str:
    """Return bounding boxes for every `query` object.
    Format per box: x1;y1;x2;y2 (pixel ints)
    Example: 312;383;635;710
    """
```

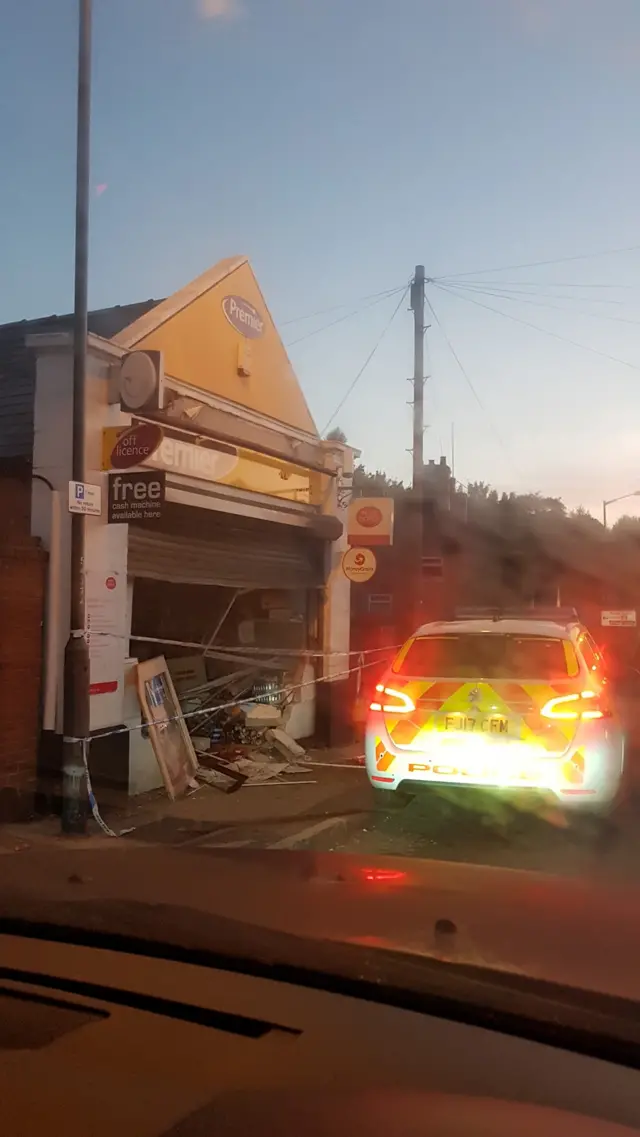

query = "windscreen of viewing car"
393;634;574;680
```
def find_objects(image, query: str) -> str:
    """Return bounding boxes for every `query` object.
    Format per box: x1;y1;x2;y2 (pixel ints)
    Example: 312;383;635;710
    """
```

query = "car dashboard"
1;931;639;1137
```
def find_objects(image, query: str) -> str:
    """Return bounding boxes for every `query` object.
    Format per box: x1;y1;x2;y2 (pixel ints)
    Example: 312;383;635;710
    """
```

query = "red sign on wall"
347;498;395;547
103;422;163;471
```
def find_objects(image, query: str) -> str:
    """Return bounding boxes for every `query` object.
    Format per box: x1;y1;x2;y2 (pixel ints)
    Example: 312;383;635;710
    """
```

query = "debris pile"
137;653;315;799
192;726;313;794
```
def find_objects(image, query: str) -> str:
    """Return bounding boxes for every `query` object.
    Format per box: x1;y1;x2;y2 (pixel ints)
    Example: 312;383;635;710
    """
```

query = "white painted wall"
31;348;73;732
83;353;130;732
31;343;130;734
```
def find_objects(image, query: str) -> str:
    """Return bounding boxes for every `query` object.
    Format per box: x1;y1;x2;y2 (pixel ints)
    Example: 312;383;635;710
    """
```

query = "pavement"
0;744;370;854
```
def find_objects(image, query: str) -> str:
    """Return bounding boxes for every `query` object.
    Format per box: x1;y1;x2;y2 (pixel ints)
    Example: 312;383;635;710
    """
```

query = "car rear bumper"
365;714;625;810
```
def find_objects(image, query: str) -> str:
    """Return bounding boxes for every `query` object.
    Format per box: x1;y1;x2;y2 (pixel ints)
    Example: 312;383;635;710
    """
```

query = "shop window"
421;557;444;580
367;593;393;615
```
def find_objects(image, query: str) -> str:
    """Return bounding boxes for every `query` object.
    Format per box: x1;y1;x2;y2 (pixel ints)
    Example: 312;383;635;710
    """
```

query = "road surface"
299;777;640;884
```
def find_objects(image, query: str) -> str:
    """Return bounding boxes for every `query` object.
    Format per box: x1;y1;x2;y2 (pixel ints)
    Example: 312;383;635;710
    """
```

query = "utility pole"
411;265;426;489
409;264;426;630
62;0;92;834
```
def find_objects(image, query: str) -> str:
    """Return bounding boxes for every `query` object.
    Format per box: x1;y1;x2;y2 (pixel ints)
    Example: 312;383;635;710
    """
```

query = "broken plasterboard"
265;728;307;762
167;655;208;696
240;702;282;728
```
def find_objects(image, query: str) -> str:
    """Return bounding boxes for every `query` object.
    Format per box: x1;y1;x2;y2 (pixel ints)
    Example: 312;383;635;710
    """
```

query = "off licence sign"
102;422;163;471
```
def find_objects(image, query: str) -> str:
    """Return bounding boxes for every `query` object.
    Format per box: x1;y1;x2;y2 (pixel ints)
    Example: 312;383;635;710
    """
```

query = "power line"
322;286;410;435
285;287;406;347
432;282;640;375
437;280;623;305
425;294;521;478
281;285;404;327
442;281;640;326
437;278;632;292
433;242;640;281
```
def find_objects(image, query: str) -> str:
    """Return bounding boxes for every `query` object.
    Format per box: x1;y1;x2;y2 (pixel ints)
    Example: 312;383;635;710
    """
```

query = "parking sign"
68;481;102;516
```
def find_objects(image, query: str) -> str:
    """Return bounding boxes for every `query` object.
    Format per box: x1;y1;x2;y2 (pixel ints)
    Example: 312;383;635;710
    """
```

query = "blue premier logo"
222;295;265;339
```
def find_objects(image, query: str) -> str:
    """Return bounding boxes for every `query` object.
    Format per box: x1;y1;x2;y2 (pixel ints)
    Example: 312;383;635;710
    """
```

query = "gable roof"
112;256;318;436
112;257;243;349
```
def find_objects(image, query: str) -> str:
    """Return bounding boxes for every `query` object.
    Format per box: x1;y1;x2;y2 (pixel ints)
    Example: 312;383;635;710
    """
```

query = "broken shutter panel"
127;527;323;590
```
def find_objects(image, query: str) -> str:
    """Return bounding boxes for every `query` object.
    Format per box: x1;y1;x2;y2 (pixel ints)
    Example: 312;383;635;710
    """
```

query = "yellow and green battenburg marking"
377;679;578;762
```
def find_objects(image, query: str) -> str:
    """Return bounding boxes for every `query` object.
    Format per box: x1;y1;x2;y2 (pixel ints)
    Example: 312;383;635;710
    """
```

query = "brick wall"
0;535;46;820
0;471;32;539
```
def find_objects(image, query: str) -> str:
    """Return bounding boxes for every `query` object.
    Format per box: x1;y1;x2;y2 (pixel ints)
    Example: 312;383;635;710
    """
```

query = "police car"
365;609;625;814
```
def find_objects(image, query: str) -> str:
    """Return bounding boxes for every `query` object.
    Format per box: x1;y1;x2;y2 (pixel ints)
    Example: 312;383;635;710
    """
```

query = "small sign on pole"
601;610;637;628
68;481;102;516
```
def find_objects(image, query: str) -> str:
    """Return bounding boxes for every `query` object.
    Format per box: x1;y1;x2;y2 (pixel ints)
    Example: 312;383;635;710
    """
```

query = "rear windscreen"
392;634;574;680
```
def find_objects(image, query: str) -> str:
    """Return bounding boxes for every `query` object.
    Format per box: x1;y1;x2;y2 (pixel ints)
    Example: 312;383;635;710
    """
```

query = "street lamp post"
61;0;92;833
602;490;640;529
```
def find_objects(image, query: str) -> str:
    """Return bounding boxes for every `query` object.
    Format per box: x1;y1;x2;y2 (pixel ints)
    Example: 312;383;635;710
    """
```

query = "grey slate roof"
0;300;161;460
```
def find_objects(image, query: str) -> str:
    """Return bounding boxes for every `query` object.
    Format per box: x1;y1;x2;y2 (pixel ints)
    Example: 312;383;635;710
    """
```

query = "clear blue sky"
4;0;640;517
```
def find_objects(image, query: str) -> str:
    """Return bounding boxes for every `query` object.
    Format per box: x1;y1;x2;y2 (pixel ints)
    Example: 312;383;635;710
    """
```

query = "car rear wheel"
567;810;620;851
371;787;413;812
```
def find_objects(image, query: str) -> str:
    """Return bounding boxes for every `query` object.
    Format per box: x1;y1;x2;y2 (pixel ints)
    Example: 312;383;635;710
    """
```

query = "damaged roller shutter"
127;525;324;591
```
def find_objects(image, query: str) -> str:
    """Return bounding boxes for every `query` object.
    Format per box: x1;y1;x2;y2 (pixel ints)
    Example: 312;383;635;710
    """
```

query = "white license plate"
440;715;509;735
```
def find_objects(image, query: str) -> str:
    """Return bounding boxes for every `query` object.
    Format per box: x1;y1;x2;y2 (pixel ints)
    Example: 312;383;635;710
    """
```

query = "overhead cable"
425;294;521;479
434;242;640;281
438;281;623;305
281;285;405;325
432;283;640;375
285;287;406;347
322;286;410;435
441;282;640;326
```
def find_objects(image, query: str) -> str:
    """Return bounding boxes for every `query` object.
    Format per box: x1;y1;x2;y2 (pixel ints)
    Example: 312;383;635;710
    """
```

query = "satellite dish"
119;351;160;411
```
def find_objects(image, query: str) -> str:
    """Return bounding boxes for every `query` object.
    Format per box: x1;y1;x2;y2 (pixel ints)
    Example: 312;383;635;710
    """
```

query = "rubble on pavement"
137;648;320;798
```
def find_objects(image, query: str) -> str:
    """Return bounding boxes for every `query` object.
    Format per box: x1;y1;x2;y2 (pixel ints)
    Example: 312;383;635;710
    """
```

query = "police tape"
81;738;118;838
88;650;396;745
75;652;391;837
85;631;402;660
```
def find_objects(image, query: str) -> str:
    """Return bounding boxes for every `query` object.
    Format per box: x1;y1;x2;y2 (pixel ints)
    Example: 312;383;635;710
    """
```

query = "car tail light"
369;684;415;714
541;690;610;721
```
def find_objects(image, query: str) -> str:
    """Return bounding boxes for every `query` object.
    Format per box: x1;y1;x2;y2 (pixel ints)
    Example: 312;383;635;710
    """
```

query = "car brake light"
361;868;407;883
541;691;609;721
369;684;415;714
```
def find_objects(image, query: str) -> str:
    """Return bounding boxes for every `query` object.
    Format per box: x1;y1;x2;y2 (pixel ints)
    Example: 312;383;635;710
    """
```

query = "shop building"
0;256;353;801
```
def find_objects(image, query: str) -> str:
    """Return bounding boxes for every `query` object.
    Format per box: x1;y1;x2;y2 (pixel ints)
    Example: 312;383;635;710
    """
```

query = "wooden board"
136;656;199;800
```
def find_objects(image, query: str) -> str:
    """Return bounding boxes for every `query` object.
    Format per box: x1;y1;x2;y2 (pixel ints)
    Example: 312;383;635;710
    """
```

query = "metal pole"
603;500;607;529
409;265;426;630
61;0;92;833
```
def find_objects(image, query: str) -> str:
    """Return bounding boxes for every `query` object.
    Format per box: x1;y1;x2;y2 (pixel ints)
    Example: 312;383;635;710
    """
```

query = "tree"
511;492;566;517
353;464;409;499
466;481;495;502
569;506;604;536
611;514;640;539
